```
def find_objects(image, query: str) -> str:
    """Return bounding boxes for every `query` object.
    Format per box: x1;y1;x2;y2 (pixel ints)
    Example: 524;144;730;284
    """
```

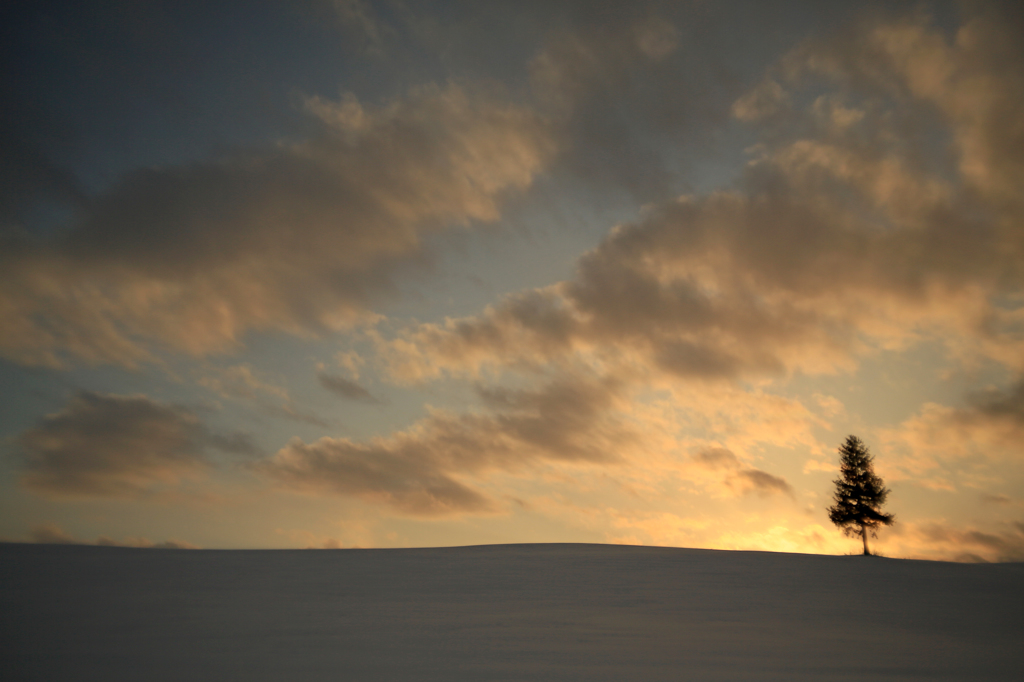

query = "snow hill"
2;543;1021;681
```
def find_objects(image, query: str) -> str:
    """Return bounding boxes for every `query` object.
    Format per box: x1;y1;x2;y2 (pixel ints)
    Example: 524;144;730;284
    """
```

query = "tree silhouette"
828;435;894;555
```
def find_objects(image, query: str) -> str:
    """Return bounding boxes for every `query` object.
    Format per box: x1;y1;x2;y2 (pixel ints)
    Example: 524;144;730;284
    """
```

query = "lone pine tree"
828;435;894;555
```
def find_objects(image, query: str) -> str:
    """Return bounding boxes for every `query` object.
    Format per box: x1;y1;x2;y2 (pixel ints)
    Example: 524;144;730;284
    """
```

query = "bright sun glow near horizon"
2;0;1023;562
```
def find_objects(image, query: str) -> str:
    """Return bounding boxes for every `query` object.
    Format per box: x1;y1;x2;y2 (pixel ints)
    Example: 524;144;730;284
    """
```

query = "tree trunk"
861;524;869;555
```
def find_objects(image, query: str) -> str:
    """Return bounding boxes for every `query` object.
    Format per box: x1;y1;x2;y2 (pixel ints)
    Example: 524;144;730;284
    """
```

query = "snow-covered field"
2;543;1021;681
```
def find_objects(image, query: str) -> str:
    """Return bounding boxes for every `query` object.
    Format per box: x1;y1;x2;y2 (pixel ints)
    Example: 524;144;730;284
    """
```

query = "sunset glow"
2;0;1023;561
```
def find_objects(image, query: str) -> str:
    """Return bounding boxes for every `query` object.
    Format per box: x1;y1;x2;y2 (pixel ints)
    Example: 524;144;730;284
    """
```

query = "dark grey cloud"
318;372;382;404
967;380;1024;422
17;391;248;498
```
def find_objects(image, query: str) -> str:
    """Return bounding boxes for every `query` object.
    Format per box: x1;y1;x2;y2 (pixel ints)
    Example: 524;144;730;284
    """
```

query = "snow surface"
2;543;1021;681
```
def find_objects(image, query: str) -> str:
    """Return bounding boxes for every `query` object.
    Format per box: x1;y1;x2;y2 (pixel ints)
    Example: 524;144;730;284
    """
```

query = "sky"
2;0;1023;561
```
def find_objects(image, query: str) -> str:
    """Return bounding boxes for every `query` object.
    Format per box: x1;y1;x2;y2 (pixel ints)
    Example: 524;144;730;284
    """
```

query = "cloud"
0;83;554;368
261;435;494;517
803;458;836;475
603;501;1024;562
885;519;1024;563
29;522;81;545
776;3;1024;213
528;9;736;204
310;538;347;549
732;79;788;122
381;188;872;384
380;7;1024;389
262;363;825;519
980;493;1022;508
257;373;636;515
28;522;199;548
318;372;382;404
17;391;247;498
276;526;368;549
878;378;1024;484
348;7;1024;532
328;0;392;55
968;380;1024;421
204;431;262;458
197;364;290;402
530;13;680;115
691;448;743;469
563;502;852;556
732;469;794;498
198;363;331;428
95;536;200;549
689;447;794;499
259;404;333;429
